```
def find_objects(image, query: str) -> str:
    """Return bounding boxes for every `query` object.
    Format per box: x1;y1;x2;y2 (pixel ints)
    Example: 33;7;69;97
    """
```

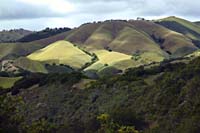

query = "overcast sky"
0;0;200;31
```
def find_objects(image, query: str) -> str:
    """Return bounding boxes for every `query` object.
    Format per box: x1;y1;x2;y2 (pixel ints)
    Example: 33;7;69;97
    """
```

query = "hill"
129;20;198;57
27;40;93;69
0;31;71;60
0;76;22;89
65;20;197;58
156;16;200;47
195;21;200;26
13;57;48;73
18;27;71;42
0;29;32;43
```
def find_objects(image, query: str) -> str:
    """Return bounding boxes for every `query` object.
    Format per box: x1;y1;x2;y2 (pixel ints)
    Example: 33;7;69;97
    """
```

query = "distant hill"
195;21;200;26
0;29;32;43
65;20;197;58
0;17;200;73
156;16;200;47
18;27;71;42
0;31;71;60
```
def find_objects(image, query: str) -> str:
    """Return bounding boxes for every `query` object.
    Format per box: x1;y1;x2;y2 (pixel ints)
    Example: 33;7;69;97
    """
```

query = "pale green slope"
28;40;92;69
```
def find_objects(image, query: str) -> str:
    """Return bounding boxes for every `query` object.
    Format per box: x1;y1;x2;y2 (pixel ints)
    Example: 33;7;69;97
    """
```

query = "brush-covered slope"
157;16;200;46
0;29;32;43
3;57;200;132
27;40;92;69
129;20;198;57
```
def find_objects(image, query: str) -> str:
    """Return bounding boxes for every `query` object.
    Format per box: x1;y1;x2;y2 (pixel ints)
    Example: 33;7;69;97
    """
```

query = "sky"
0;0;200;31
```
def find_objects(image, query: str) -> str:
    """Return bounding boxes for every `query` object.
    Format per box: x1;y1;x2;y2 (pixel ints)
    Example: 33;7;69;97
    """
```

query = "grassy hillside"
0;77;22;89
109;26;165;55
129;20;198;57
64;20;198;58
0;29;32;43
0;31;71;60
66;23;102;44
28;40;92;69
157;16;200;45
85;50;132;71
14;57;48;73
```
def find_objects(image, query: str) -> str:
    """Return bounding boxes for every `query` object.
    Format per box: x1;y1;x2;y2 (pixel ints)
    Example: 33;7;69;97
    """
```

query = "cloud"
0;0;200;30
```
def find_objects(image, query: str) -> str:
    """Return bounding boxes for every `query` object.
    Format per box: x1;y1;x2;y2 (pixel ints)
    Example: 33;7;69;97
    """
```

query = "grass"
130;20;198;57
109;27;165;55
83;23;114;50
85;50;132;71
156;16;200;42
0;77;22;89
14;57;48;73
27;40;92;69
85;50;165;72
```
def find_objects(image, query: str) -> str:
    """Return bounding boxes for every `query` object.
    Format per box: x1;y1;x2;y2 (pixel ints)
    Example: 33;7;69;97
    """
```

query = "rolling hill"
156;16;200;47
64;19;198;58
27;40;93;69
0;30;72;60
2;16;200;133
0;29;32;43
0;17;200;73
195;21;200;26
18;27;71;42
129;20;198;57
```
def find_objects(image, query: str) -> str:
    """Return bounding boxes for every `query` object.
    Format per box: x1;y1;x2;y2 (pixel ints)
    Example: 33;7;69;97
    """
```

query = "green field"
28;40;92;69
0;77;22;89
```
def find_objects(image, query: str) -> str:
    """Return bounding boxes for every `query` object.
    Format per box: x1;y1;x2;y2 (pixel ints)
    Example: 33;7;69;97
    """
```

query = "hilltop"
0;29;32;43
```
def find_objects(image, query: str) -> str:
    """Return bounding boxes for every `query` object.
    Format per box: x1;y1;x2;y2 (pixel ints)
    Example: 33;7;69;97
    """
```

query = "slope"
195;21;200;26
129;20;198;57
0;77;22;89
0;31;71;60
13;57;48;73
18;27;71;42
0;29;32;43
27;40;92;69
157;16;200;46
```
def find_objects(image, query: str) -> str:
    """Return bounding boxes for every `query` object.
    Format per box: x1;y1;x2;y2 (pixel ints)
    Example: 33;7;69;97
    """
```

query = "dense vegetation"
1;56;200;132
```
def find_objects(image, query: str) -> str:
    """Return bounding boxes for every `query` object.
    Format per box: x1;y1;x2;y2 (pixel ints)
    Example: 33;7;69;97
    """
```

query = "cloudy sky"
0;0;200;30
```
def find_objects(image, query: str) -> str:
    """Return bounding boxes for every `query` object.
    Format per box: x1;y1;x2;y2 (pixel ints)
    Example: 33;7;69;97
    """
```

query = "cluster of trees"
2;57;200;132
18;27;71;42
